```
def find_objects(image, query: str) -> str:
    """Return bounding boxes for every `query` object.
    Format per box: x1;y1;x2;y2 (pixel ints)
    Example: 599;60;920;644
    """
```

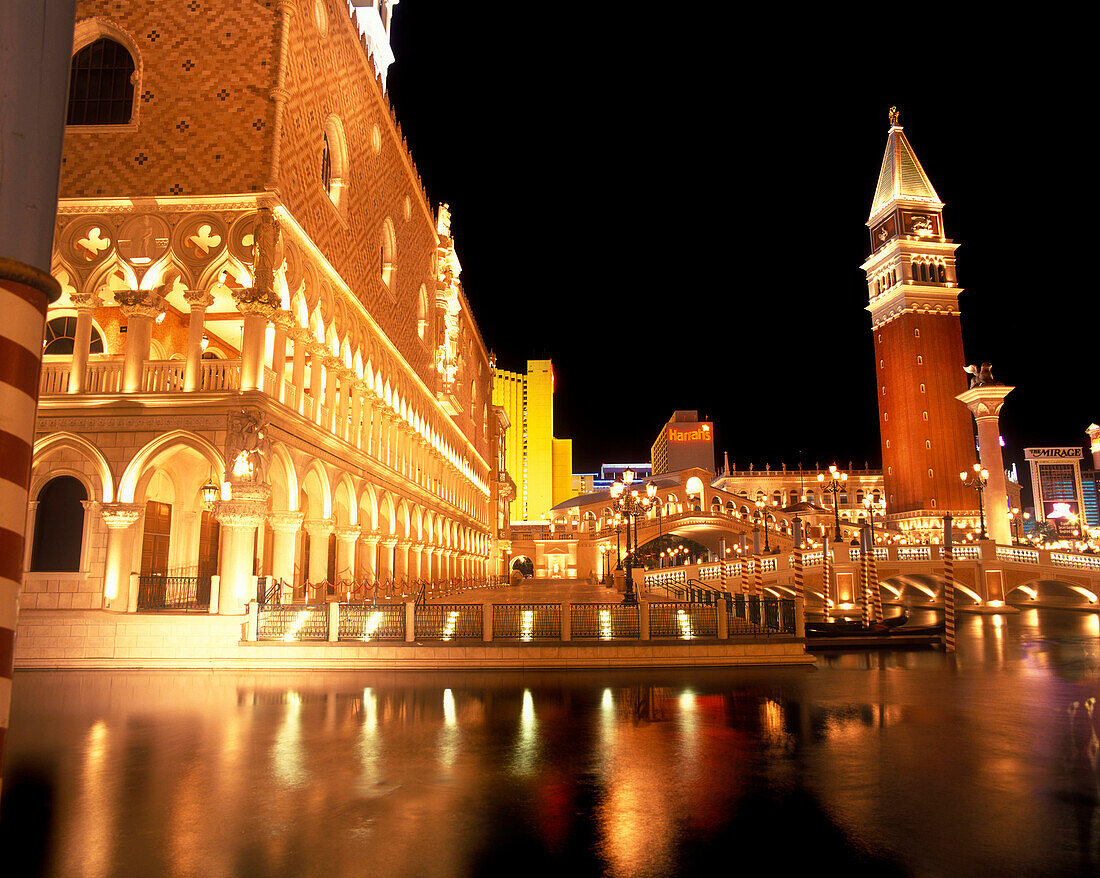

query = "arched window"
43;316;104;355
380;218;396;290
417;284;429;340
31;476;87;571
937;263;947;283
321;115;348;209
790;490;799;505
856;489;864;504
67;37;135;126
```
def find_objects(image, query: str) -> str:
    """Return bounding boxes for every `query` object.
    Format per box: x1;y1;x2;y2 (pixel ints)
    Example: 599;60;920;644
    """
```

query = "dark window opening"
321;131;332;192
67;38;135;126
31;476;87;571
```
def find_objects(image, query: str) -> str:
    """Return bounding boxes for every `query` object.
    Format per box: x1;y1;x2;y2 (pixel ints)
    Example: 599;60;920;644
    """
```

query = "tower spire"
869;107;942;224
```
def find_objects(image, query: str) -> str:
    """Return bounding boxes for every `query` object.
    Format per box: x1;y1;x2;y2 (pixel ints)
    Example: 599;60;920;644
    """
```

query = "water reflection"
1;609;1099;875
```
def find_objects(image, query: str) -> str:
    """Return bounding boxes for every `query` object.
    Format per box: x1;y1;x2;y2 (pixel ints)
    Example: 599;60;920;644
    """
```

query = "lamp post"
863;495;884;546
818;465;848;542
755;497;776;552
1008;507;1029;545
960;463;989;540
609;468;655;606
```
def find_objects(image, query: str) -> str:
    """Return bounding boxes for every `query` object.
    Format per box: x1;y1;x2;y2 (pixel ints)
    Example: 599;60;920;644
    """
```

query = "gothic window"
417;284;429;340
920;383;926;393
67;38;135;125
928;468;934;478
926;439;932;449
917;355;923;365
43;316;104;355
914;328;920;339
321;131;332;193
931;498;937;508
923;411;929;421
380;218;396;290
937;263;947;282
30;476;87;571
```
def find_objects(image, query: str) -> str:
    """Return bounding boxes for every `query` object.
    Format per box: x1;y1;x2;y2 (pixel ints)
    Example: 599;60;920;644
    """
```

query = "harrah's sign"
669;424;712;443
1024;447;1082;460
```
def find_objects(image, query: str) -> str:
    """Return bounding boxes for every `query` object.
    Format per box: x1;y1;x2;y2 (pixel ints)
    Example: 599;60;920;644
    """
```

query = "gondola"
805;609;940;639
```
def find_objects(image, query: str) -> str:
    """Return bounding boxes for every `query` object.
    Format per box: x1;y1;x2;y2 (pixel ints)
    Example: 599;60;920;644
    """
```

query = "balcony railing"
136;575;210;611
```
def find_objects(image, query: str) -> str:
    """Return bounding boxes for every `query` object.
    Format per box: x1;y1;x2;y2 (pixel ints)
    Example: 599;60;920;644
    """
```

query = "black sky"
384;7;1091;486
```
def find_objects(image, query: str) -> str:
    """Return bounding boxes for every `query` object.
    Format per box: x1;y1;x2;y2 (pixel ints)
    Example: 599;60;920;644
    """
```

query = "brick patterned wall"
61;0;276;197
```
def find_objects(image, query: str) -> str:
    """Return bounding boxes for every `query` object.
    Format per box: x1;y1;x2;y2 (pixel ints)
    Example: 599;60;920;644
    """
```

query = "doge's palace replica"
23;0;512;632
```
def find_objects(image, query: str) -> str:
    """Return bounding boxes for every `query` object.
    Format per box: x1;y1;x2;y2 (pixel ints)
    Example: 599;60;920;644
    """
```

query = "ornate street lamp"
1008;507;1029;545
754;497;776;552
818;465;848;542
609;467;655;606
200;471;220;508
960;463;989;540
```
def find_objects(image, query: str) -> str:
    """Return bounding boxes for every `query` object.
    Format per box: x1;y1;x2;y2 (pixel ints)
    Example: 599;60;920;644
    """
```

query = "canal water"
2;608;1098;877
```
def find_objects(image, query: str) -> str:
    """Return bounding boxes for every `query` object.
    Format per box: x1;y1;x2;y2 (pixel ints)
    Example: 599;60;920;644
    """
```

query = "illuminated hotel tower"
862;110;977;531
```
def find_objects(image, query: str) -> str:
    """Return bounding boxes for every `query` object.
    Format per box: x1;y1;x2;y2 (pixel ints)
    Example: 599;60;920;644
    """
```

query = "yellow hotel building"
493;359;573;522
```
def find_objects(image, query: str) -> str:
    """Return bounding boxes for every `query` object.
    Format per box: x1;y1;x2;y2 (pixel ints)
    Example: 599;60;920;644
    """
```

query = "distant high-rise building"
493;359;573;521
650;411;714;475
862;110;977;533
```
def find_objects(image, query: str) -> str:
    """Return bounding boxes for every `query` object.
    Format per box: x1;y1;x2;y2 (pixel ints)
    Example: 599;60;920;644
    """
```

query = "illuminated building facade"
23;0;512;619
492;358;573;521
1026;447;1087;535
862;112;980;535
651;411;715;475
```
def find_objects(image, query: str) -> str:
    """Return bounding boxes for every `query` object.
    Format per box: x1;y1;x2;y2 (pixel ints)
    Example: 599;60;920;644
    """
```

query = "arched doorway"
510;556;534;578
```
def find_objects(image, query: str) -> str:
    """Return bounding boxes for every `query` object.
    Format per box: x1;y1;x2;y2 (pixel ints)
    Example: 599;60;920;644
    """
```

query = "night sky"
385;7;1090;490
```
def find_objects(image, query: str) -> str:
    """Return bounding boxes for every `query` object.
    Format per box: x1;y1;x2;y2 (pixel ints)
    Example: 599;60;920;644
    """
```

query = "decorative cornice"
100;502;142;528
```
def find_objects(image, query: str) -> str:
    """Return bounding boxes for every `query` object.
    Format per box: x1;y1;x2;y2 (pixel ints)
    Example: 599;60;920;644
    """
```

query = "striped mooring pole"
943;514;956;652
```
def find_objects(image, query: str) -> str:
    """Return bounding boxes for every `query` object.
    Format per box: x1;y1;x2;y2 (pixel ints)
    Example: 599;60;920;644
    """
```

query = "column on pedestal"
304;518;334;584
348;380;364;449
957;384;1015;547
182;290;214;391
268;510;304;596
99;504;143;611
335;370;351;442
333;526;361;582
215;499;268;615
322;357;341;434
68;292;101;394
117;290;165;393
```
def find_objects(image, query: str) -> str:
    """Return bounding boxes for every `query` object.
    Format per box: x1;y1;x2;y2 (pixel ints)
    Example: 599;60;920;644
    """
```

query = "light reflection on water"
1;609;1099;876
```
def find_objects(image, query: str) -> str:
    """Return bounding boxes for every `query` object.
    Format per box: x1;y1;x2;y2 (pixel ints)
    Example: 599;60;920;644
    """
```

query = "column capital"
183;289;215;310
396;539;412;550
380;535;399;548
214;499;269;530
70;291;102;311
956;384;1015;420
360;532;381;546
116;288;165;320
273;309;297;332
432;546;444;556
268;510;304;533
333;525;362;542
303;517;335;536
100;502;143;529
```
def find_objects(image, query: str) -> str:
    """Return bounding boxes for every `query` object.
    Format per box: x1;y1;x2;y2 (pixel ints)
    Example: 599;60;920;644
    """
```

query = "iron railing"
338;605;405;641
648;602;718;639
414;604;483;640
136;576;210;611
570;603;640;640
492;603;561;640
257;606;328;641
726;597;796;636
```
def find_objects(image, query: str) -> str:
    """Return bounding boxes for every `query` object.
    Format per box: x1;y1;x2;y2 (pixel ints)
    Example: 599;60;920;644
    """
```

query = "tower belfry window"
321;131;332;193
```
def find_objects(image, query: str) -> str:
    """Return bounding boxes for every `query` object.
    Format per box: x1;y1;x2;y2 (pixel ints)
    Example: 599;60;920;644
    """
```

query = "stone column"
68;292;101;394
268;510;304;597
348;381;364;449
319;357;339;434
183;290;214;392
117;291;165;392
408;542;423;581
99;503;143;611
214;484;271;615
304;518;334;584
956;383;1015;547
0;0;76;798
394;540;410;590
335;370;351;441
333;525;360;582
236;303;271;393
309;343;325;423
270;311;293;401
359;533;379;582
378;537;397;584
290;327;307;413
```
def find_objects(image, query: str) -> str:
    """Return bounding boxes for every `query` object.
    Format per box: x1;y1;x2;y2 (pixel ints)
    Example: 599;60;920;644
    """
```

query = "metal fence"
257;606;329;641
492;603;562;641
136;576;210;611
338;605;405;641
648;602;718;639
570;603;640;640
727;597;796;636
414;604;483;641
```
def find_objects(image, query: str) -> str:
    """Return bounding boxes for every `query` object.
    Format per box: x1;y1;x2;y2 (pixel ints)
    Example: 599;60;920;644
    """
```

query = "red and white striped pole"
859;524;872;626
869;540;883;624
943;514;956;652
822;535;834;614
0;0;75;801
792;516;805;606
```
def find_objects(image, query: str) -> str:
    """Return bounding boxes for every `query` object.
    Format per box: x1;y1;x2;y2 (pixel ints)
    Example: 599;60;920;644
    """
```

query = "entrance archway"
510;555;534;578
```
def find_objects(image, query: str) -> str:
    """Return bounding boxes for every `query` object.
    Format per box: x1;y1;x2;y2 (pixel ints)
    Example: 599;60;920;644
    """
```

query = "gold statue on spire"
888;106;899;127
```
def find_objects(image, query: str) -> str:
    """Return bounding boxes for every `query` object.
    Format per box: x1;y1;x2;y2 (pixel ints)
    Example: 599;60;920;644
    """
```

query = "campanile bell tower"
862;109;978;533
